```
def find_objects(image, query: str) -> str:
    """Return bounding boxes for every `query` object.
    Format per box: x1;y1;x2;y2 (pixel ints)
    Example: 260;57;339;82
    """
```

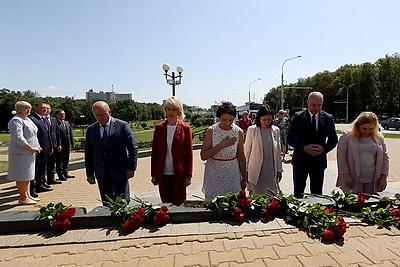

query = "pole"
281;55;301;110
248;78;261;104
172;72;176;96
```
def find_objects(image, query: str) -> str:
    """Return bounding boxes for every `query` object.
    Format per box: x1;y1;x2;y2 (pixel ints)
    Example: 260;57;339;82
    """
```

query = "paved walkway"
0;137;400;266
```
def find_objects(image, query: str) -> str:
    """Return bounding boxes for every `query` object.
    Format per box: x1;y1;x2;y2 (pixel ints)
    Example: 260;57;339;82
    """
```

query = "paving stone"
356;261;398;267
170;222;200;235
303;242;341;256
125;245;161;259
176;234;207;244
209;248;245;265
230;259;266;266
279;229;317;245
273;243;311;258
252;233;286;248
388;247;400;257
263;255;303;267
297;254;341;266
358;248;400;264
3;245;45;260
333;237;371;252
205;232;236;241
241;246;279;262
174;251;210;267
138;254;175;266
87;249;131;265
44;243;84;255
235;231;265;239
111;238;146;250
158;242;192;257
361;235;400;250
223;236;256;251
344;225;370;238
359;225;397;237
328;251;372;265
198;221;228;235
192;239;225;254
143;236;177;247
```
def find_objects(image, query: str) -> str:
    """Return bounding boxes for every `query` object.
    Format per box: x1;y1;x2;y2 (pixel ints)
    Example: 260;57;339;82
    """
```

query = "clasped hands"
303;144;325;156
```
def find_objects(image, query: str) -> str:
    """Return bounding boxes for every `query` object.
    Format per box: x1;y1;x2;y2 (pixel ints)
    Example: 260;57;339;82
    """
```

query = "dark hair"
255;105;274;127
216;102;236;118
55;109;65;115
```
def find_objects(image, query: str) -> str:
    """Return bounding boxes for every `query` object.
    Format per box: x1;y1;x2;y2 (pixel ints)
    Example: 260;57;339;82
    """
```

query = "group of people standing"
7;101;75;205
7;91;390;207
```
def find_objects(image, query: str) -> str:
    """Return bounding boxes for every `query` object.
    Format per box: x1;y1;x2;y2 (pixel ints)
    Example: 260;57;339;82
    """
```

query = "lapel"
255;127;264;158
317;112;324;132
349;135;360;177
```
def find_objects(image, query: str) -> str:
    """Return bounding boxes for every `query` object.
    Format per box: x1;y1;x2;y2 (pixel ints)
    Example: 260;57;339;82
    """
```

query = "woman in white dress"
201;102;247;199
7;101;42;205
244;105;283;194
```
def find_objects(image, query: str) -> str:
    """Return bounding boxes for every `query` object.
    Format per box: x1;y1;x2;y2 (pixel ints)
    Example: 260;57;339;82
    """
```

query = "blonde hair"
164;96;185;120
15;101;32;111
349;111;382;139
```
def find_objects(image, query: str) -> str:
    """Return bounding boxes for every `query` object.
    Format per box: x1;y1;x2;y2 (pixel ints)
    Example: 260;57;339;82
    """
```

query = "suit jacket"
336;131;389;192
151;120;193;184
29;113;53;153
47;116;61;149
244;125;283;185
85;117;138;181
287;109;338;169
57;119;75;147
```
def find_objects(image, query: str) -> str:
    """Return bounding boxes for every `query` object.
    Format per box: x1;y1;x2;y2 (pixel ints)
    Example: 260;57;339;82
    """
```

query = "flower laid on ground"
330;190;365;211
360;193;400;229
104;195;170;233
38;202;76;231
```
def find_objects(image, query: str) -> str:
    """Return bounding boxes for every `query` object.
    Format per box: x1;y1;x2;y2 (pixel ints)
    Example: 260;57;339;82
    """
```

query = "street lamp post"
339;83;355;123
162;63;184;96
281;55;301;110
248;78;261;104
80;114;85;137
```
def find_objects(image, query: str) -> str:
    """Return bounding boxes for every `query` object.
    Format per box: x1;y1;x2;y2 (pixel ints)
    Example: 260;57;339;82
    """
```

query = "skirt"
7;153;35;181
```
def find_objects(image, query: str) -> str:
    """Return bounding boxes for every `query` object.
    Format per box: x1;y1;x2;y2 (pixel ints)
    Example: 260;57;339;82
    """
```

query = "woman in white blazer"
8;101;42;205
244;105;283;194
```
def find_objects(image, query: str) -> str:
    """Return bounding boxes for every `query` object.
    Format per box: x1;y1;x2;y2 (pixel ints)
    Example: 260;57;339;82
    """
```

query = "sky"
1;0;399;108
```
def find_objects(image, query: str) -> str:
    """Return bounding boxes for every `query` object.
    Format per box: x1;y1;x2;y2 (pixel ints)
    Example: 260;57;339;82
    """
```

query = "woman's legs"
16;181;30;201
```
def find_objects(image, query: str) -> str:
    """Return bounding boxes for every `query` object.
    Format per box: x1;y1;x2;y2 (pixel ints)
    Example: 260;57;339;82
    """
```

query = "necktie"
102;124;107;143
312;115;316;132
42;117;49;131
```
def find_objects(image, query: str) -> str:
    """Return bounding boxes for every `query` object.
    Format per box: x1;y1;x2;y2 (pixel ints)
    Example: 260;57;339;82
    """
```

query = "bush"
192;117;214;127
140;122;147;128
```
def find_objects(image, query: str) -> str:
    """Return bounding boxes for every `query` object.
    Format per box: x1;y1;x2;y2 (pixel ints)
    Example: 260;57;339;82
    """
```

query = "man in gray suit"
55;109;75;180
85;101;138;204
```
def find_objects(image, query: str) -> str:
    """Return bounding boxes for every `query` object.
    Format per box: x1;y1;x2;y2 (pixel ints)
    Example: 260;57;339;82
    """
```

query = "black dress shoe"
48;180;62;185
58;175;68;181
36;186;54;192
65;174;75;178
30;191;39;198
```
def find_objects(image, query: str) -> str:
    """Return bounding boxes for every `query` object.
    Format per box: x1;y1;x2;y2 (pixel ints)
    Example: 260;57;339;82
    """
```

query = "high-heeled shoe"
18;199;37;205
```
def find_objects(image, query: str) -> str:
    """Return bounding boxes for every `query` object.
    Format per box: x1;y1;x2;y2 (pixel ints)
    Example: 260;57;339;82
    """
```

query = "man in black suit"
287;92;338;198
44;104;63;185
55;109;76;180
29;103;54;196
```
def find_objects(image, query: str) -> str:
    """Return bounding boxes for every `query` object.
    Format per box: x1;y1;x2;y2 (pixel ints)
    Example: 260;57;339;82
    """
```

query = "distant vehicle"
381;118;400;130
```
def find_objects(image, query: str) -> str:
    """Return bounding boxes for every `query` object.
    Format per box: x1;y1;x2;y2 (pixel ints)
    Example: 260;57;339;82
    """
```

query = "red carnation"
235;213;246;223
234;207;242;215
335;226;347;238
354;193;365;210
121;219;135;233
135;208;145;217
239;190;247;198
56;211;69;221
52;220;63;230
61;219;72;231
160;206;169;212
66;207;76;218
129;214;144;228
262;209;274;219
321;229;336;241
153;211;170;226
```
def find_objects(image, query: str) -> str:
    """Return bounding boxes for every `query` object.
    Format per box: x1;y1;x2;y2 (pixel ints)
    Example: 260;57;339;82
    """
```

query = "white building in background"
86;89;132;102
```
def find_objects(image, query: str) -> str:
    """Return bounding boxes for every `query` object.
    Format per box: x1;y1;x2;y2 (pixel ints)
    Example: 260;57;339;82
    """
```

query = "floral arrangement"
330;190;365;211
38;202;76;231
360;194;400;228
105;195;170;233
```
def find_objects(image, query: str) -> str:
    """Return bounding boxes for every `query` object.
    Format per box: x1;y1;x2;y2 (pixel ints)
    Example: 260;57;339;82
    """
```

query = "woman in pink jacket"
336;112;389;194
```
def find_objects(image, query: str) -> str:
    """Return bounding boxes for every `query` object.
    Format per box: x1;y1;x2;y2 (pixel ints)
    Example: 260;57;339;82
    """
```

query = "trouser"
32;152;49;191
98;167;130;205
158;174;187;206
56;147;70;176
293;165;325;198
47;150;57;181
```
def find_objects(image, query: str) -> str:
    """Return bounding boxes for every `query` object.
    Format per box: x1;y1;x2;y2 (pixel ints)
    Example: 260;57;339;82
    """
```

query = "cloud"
43;86;62;91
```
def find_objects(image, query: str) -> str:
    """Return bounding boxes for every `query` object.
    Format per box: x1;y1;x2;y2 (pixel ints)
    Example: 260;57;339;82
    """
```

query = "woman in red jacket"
151;96;193;206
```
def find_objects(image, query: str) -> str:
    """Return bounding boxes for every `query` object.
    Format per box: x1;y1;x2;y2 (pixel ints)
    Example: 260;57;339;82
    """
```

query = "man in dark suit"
29;103;54;196
85;101;138;204
55;109;76;180
44;104;63;185
287;92;338;198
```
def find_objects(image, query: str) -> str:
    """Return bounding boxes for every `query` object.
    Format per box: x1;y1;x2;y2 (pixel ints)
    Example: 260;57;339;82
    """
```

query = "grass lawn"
0;161;7;173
